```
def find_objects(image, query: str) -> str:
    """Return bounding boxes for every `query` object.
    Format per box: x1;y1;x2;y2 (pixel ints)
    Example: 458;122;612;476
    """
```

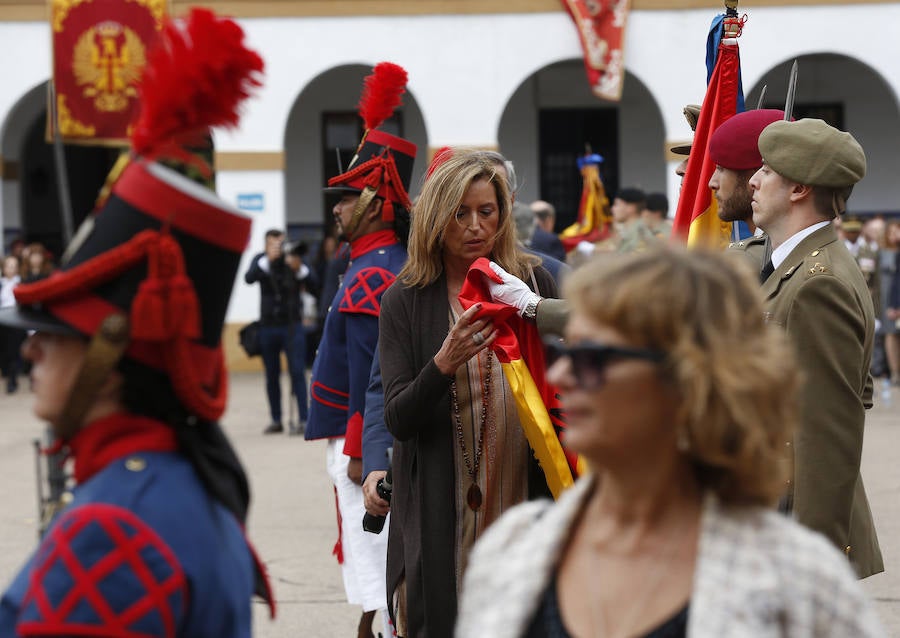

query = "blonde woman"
457;248;885;638
379;150;559;637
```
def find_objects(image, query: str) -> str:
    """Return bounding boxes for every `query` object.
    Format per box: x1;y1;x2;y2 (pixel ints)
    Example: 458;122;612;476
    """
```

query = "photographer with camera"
244;228;313;435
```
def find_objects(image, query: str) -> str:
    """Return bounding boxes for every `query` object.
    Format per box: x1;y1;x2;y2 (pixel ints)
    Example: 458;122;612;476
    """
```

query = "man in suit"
751;118;883;578
529;200;567;262
640;192;671;241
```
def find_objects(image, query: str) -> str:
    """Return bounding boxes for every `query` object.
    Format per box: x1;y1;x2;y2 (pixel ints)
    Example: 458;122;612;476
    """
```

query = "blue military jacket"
0;414;262;637
305;229;407;451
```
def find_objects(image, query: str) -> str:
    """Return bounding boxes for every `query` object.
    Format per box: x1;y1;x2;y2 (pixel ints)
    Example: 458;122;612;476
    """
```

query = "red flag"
561;0;632;101
50;0;166;144
559;153;612;253
459;259;581;498
671;39;741;247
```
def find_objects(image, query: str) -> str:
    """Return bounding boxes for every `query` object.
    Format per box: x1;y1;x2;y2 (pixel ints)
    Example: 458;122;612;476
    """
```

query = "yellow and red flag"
460;258;581;499
671;15;746;248
559;153;611;253
50;0;167;144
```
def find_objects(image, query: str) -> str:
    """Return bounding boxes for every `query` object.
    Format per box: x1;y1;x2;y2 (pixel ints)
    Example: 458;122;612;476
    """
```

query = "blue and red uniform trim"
305;230;406;447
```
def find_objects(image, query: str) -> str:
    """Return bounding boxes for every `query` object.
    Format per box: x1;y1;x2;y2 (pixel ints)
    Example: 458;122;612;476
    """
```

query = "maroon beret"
709;109;785;170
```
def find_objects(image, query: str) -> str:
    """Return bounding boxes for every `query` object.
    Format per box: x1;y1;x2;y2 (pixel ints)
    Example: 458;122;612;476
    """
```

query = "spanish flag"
671;17;745;248
459;258;579;499
559;153;612;253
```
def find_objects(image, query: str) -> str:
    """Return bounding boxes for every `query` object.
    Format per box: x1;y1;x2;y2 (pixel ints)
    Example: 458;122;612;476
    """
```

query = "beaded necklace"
449;348;493;511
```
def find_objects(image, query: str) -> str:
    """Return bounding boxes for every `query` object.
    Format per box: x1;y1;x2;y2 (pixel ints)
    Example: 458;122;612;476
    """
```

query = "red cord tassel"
364;165;384;190
168;274;201;339
131;278;168;341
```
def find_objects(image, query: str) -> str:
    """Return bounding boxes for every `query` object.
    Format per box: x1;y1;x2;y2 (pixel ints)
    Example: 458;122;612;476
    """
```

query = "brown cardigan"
379;266;558;638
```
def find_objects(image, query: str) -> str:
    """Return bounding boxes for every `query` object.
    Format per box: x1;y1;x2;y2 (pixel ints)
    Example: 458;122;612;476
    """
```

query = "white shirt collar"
771;220;831;269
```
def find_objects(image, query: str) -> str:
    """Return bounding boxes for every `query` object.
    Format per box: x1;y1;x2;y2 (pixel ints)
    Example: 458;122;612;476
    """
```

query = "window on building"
764;102;844;130
538;108;618;232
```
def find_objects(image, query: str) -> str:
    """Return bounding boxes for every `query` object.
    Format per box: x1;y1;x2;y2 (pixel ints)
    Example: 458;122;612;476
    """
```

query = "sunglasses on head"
543;337;666;389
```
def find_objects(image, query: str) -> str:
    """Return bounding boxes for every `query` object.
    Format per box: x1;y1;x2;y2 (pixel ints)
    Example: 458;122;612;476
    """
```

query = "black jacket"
244;253;311;325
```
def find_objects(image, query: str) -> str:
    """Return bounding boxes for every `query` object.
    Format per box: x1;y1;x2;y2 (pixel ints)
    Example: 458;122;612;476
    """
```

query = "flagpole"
48;81;75;244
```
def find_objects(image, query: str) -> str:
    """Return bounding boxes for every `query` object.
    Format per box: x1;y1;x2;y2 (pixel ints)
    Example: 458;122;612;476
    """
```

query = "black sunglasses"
543;337;666;389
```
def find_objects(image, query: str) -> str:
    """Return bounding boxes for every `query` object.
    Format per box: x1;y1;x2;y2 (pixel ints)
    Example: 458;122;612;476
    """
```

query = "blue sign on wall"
237;193;265;211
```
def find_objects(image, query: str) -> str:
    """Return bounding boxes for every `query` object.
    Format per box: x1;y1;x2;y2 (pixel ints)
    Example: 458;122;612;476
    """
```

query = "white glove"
575;240;595;256
487;261;540;317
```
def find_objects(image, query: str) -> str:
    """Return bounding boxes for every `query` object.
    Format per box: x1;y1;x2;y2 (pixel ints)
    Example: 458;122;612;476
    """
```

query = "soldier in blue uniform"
0;10;273;636
304;62;416;638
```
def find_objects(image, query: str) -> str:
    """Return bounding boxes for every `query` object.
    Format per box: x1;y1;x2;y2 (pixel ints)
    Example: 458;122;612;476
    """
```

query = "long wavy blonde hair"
565;247;801;507
399;149;537;287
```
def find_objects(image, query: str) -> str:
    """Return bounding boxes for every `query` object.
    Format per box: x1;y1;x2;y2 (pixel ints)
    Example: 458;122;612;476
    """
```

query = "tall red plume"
358;62;408;132
130;8;264;163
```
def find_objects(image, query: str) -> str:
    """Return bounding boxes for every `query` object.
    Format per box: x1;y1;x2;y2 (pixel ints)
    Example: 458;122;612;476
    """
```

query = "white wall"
3;5;900;323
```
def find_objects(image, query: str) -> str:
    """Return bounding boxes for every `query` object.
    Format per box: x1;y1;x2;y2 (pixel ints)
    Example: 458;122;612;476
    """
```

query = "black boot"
263;422;283;434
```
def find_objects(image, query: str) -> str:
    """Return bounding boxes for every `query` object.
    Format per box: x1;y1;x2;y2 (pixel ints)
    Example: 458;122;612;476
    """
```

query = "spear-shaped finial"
784;60;799;120
756;85;768;110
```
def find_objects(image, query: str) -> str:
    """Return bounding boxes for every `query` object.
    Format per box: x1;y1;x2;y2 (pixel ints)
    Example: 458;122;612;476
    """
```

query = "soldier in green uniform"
750;118;883;578
843;217;881;313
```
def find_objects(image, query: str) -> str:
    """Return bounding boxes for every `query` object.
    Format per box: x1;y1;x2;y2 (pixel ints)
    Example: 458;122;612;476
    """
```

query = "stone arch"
746;53;900;215
498;59;667;229
283;63;427;245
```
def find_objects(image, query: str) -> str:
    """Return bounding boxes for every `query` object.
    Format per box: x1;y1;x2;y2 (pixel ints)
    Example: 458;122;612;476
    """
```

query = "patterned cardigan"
456;475;885;638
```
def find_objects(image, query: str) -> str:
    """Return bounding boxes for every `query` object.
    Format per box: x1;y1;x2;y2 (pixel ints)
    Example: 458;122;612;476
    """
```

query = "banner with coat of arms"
561;0;631;101
50;0;168;144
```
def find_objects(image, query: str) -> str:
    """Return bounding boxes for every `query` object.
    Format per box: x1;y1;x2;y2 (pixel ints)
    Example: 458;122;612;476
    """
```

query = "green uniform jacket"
762;223;883;578
726;234;768;275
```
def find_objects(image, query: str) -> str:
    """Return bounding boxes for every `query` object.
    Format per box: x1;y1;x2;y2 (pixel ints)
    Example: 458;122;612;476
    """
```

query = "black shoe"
288;421;306;436
263;422;284;434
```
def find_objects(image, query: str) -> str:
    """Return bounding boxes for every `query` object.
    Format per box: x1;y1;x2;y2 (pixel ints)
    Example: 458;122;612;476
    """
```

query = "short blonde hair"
564;247;801;507
399;149;536;287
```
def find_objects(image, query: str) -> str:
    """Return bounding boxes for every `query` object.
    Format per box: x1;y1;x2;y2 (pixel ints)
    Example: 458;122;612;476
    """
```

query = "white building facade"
1;1;898;337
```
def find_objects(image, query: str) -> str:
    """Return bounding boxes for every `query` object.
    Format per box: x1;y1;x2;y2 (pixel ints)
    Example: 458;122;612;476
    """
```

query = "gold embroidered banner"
561;0;631;101
50;0;168;144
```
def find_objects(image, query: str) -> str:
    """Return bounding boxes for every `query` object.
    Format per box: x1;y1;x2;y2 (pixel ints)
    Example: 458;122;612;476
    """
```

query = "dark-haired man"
306;116;415;637
708;109;784;272
244;228;312;435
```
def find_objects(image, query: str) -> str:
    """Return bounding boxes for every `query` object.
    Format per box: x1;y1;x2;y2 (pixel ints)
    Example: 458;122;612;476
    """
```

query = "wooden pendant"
467;483;483;511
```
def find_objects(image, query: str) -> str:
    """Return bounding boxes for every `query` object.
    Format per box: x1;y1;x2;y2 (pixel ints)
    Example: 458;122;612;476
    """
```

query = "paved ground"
0;371;897;636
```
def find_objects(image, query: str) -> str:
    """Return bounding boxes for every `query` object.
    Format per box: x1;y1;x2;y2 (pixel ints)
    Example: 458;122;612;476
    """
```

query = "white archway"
746;53;900;215
283;64;428;238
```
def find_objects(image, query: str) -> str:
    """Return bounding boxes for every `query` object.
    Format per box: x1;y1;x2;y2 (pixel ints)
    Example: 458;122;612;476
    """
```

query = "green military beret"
758;119;866;188
670;104;702;156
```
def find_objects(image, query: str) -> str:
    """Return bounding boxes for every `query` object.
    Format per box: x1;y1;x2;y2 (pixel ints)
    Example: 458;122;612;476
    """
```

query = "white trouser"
326;437;390;614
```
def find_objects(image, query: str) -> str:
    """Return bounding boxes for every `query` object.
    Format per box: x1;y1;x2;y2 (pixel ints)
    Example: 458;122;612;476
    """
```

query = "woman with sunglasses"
378;150;560;637
456;247;884;638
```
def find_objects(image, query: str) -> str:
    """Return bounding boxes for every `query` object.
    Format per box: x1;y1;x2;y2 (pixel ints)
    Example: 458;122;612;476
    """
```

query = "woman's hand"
433;303;497;376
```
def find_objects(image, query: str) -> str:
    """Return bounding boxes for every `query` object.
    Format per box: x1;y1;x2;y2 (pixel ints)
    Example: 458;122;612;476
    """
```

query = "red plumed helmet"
325;62;417;218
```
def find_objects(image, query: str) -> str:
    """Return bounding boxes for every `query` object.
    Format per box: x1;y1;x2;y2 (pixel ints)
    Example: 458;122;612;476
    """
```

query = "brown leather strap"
345;186;379;238
57;313;131;439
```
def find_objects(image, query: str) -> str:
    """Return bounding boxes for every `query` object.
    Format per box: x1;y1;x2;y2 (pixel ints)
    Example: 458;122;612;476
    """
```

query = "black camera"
362;468;393;534
281;239;307;258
